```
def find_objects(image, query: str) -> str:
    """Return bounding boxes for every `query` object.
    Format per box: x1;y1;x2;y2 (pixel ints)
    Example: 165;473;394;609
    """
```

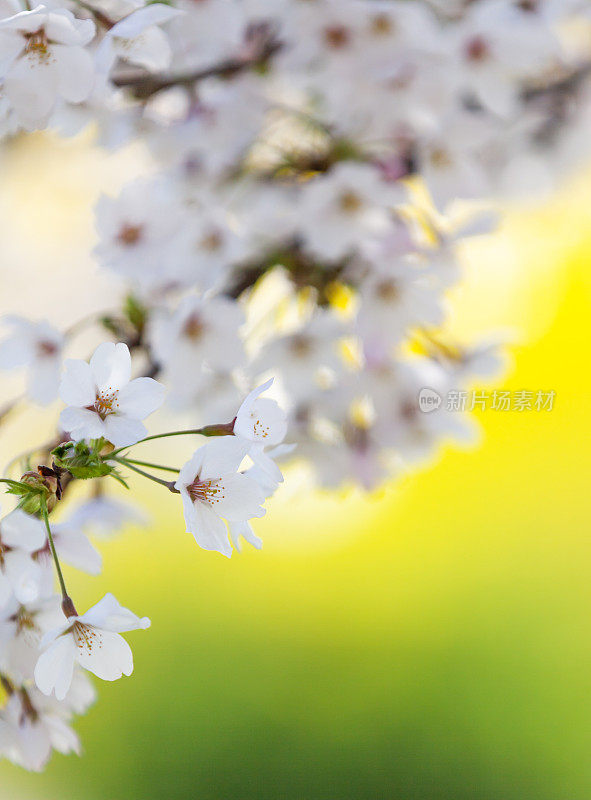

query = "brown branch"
522;62;591;103
112;38;282;100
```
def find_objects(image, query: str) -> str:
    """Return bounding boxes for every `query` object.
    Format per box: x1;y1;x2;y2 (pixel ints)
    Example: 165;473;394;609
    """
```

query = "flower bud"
18;467;61;514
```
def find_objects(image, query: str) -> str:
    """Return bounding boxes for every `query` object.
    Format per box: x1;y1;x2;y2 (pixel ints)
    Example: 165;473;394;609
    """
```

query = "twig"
112;39;282;100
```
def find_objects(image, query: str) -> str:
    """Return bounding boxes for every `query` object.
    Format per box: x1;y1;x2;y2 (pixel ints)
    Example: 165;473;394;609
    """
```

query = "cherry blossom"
175;437;266;557
0;689;80;771
0;595;63;682
233;379;288;481
0;673;95;771
34;593;150;701
0;508;46;607
59;342;165;448
0;5;95;128
66;495;148;539
96;3;181;77
0;316;63;405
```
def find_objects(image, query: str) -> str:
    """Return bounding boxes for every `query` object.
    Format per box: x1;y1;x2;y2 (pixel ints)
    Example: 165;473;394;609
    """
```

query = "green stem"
108;422;234;458
116;457;180;474
40;497;76;616
113;458;179;492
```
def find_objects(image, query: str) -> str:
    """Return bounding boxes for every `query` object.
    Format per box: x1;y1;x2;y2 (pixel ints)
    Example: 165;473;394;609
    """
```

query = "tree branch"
112;38;282;100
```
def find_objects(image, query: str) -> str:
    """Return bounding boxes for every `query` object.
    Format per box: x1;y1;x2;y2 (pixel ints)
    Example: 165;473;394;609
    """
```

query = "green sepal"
0;478;44;497
0;477;50;515
108;470;130;490
123;294;146;333
51;440;112;480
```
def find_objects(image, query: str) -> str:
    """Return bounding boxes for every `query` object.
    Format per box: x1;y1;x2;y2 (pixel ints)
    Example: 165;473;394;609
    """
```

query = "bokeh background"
0;133;590;799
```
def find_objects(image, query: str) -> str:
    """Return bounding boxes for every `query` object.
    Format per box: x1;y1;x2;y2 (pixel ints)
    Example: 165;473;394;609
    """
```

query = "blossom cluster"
1;0;588;487
0;343;288;769
0;0;589;772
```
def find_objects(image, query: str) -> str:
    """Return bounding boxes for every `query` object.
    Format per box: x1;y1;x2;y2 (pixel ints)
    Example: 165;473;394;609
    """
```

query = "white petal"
1;508;46;550
234;397;287;445
90;342;131;393
53;44;95;103
44;9;95;46
79;592;150;632
0;333;33;368
116;377;166;419
39;620;72;650
248;445;284;486
0;30;24;76
176;450;206;490
210;472;266;521
59;359;96;407
5;51;58;127
54;527;102;575
0;573;12;607
6;551;44;604
63;669;97;714
110;4;181;37
34;635;77;701
229;520;262;552
45;715;81;756
114;25;172;71
67;496;148;538
60;406;106;441
27;357;61;405
94;36;116;75
103;414;147;447
16;720;52;772
179;486;199;535
199;437;250;481
236;378;273;419
188;500;232;557
75;628;134;681
0;8;49;34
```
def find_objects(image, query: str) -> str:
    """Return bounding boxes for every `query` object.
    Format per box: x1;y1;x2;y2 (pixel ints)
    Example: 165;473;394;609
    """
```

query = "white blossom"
175;437;266;557
96;4;181;77
0;316;63;405
59;342;165;447
299;162;404;261
0;508;46;607
39;518;102;576
34;593;150;700
0;689;79;771
0;595;62;682
66;495;149;539
234;378;288;481
0;5;95;128
148;295;245;395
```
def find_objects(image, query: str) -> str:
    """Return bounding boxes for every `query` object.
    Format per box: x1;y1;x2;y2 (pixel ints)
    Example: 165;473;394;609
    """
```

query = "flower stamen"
187;476;226;505
72;622;103;654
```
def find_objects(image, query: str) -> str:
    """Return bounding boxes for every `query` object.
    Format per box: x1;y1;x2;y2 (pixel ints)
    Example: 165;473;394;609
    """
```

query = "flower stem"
0;673;14;696
108;422;234;458
116;457;180;474
113;457;179;492
40;496;77;617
